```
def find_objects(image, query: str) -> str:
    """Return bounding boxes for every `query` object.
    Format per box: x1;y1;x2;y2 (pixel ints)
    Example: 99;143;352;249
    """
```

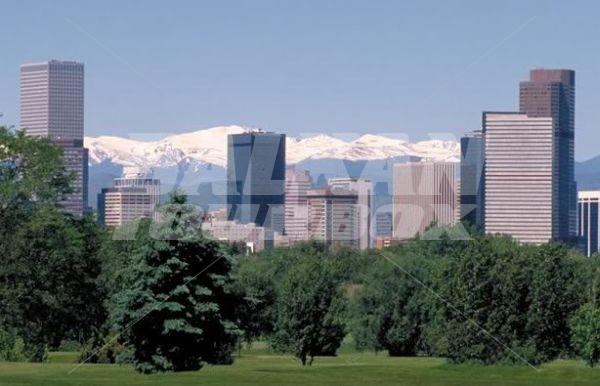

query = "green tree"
570;303;600;367
112;192;240;373
0;128;106;361
352;256;430;356
271;258;347;365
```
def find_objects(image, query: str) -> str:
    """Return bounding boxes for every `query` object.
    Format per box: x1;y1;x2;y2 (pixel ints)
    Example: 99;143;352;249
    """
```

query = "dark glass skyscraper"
519;69;576;242
227;132;286;234
578;191;600;257
460;130;484;230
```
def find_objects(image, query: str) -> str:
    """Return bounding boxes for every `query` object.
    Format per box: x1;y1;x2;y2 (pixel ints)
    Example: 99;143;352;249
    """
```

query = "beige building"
328;178;373;249
392;161;458;240
284;169;312;243
483;112;555;244
307;187;359;248
99;168;160;227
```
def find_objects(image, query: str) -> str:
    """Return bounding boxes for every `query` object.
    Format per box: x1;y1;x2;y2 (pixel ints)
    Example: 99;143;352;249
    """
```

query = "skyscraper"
306;187;359;248
483;112;555;244
460;130;485;229
227;132;286;234
392;161;458;240
20;60;88;216
98;168;160;227
519;69;576;242
578;190;600;257
328;177;373;249
284;169;312;243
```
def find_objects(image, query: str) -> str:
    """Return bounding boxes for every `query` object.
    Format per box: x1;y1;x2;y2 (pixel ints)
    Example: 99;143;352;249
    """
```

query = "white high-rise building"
393;161;458;240
98;168;160;227
307;187;359;248
483;112;555;244
328;178;373;249
284;169;312;243
20;60;88;216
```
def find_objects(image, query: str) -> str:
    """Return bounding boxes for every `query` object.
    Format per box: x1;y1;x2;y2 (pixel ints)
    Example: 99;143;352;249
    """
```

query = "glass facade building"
578;191;600;257
460;130;484;230
520;69;577;242
227;132;286;234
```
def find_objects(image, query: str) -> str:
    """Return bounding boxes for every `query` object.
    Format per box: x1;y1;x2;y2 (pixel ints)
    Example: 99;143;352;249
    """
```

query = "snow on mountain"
84;125;460;169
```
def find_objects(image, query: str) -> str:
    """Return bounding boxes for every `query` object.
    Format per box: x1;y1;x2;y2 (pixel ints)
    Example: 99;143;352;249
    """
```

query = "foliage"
111;191;241;373
0;127;106;361
270;258;347;365
352;255;432;356
570;303;600;367
424;236;585;365
0;327;27;362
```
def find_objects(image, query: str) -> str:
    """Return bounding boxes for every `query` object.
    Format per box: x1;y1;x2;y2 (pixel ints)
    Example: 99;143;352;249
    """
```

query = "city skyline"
3;1;600;161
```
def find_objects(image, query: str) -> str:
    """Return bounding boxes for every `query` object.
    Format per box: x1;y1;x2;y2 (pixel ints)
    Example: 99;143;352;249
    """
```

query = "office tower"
375;211;393;238
483;112;555;244
227;132;286;234
460;130;485;229
520;69;576;242
98;168;160;227
578;191;600;257
328;178;373;249
307;187;359;248
20;60;88;216
284;169;312;243
392;161;458;240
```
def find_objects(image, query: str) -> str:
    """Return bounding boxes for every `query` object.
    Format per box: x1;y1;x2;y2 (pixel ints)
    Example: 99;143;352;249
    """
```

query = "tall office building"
483;112;555;244
284;169;312;243
578;191;600;257
98;168;160;227
328;178;373;249
227;132;286;234
392;161;458;240
519;69;576;241
307;187;359;248
460;130;485;229
20;60;88;216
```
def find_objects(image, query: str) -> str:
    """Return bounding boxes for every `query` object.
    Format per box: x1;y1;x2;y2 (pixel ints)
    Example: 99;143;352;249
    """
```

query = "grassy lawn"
0;343;597;386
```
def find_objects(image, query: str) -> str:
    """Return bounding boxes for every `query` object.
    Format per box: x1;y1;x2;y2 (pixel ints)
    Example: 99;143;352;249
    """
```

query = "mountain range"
83;125;600;209
84;125;460;208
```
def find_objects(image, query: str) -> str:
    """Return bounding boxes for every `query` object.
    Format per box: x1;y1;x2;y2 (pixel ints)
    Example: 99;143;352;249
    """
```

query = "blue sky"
1;0;599;160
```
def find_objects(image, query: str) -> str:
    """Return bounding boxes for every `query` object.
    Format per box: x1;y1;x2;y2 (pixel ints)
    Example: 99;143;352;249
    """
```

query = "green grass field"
0;343;597;386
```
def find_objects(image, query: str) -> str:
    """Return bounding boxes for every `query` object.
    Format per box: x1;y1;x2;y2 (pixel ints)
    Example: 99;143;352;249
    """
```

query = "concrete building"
98;168;160;227
578;190;600;257
227;132;285;233
519;69;577;242
328;178;373;249
483;112;555;244
460;130;485;229
307;187;359;248
284;169;312;243
392;161;458;240
202;219;271;253
20;60;88;216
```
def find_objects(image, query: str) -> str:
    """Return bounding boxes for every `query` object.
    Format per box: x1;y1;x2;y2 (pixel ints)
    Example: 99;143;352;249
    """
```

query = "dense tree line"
235;231;600;367
1;126;600;371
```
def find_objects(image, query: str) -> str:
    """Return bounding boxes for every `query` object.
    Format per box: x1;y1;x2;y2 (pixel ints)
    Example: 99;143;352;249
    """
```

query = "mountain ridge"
84;125;461;169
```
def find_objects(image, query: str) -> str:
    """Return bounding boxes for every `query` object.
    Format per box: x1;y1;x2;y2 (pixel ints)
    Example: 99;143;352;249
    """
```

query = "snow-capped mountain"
85;125;460;169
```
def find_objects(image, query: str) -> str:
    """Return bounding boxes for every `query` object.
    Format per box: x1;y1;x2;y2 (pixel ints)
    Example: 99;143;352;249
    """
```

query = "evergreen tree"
112;191;240;373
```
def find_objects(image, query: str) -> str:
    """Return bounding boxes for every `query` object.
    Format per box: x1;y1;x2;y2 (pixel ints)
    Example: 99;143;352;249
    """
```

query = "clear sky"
1;0;599;160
